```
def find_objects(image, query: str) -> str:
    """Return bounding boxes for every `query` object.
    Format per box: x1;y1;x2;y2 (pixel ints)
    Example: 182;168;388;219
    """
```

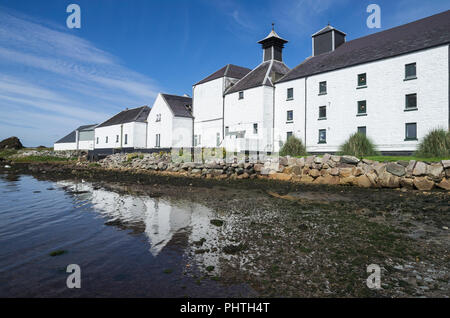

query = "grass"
363;155;449;163
12;156;77;163
279;136;307;157
416;128;450;158
338;133;379;157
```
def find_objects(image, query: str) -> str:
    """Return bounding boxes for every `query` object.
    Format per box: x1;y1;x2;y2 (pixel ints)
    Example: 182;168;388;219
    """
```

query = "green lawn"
294;154;449;163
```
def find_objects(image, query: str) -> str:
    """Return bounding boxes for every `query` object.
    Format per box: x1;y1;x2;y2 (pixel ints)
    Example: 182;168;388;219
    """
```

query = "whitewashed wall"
224;86;274;152
193;77;224;147
274;45;449;153
147;94;173;148
173;117;193;147
95;122;142;149
54;142;77;151
78;140;94;150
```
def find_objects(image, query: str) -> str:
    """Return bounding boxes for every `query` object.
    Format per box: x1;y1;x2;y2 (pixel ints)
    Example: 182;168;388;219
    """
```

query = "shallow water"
0;173;255;297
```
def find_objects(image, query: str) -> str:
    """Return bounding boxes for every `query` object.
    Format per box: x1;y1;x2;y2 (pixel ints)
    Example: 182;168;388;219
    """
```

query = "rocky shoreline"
2;151;450;191
97;152;450;191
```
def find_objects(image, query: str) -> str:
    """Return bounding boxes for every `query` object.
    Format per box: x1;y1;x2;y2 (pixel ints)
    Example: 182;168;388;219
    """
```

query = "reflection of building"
54;124;97;151
56;181;218;259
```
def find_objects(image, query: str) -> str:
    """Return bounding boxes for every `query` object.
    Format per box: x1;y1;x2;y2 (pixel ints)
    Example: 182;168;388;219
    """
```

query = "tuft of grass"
0;149;18;158
279;136;307;157
13;156;76;163
338;133;379;158
415;128;450;158
363;155;449;163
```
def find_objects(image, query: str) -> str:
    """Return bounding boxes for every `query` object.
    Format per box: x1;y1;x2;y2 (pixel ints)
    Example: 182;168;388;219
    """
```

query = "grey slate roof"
55;124;97;144
161;94;193;118
194;64;252;86
96;106;150;128
278;10;450;83
225;60;290;94
312;25;346;37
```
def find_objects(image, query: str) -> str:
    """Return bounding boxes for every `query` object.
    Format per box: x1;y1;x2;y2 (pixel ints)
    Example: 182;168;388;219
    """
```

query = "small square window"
238;91;244;100
405;63;416;79
318;129;326;144
405;123;417;140
253;123;258;134
156;114;161;122
405;93;417;109
319;81;327;94
358;73;367;87
357;100;367;114
357;126;366;136
319;106;326;119
287;110;293;122
287;131;293;140
287;88;294;100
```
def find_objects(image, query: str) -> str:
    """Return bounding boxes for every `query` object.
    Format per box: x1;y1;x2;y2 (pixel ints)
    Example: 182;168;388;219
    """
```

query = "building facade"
147;93;193;148
54;124;97;151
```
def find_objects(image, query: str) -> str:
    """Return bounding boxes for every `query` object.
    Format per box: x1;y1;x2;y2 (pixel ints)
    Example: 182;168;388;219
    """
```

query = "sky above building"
0;0;448;146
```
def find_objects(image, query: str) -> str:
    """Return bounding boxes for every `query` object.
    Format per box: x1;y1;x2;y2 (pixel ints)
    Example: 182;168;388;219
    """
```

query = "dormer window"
239;91;244;100
319;81;327;95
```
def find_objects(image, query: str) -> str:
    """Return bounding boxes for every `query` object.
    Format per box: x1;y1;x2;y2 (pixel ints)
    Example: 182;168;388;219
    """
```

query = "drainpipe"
304;77;308;150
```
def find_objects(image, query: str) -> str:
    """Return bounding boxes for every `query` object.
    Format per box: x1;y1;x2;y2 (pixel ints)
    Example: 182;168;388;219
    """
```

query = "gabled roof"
161;93;193;118
55;124;97;144
96;106;150;128
225;60;290;94
194;64;252;86
312;25;346;37
278;10;450;83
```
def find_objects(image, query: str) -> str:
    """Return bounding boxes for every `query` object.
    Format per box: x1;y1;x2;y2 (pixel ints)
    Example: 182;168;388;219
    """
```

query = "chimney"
312;24;346;56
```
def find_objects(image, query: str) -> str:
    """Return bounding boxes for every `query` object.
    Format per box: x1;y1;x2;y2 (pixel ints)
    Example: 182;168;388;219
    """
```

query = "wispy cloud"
0;7;161;146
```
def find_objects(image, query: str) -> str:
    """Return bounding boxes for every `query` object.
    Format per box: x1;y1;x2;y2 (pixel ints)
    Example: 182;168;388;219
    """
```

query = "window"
318;129;326;143
156;114;161;122
253;123;258;134
225;126;229;135
155;134;161;147
105;136;108;143
405;93;417;110
405;123;417;140
287;110;293;122
124;134;128;145
357;100;367;115
405;63;416;79
96;137;99;144
194;135;198;146
319;81;327;94
238;91;244;100
319;106;326;119
357;73;367;87
198;134;201;145
357;126;367;136
287;88;294;100
216;133;220;146
286;131;293;140
116;135;119;143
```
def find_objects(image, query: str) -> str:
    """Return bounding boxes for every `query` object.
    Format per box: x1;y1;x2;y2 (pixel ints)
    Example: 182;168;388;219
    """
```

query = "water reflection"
55;181;221;266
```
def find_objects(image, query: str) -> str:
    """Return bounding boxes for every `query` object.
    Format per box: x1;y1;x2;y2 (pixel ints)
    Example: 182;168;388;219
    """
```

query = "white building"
147;93;193;148
193;64;251;148
223;28;290;153
54;124;96;151
274;10;450;154
94;106;150;150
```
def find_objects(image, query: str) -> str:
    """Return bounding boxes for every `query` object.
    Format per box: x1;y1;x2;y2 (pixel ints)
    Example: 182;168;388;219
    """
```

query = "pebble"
443;226;448;230
4;165;11;168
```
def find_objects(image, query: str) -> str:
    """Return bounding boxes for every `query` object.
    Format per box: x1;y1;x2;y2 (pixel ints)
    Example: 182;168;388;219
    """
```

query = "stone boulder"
340;155;360;165
413;177;434;191
413;161;427;176
436;178;450;191
0;136;23;150
386;162;406;177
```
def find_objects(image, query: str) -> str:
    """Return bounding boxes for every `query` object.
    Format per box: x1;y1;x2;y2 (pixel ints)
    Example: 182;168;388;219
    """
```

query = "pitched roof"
194;64;252;86
278;10;450;83
312;25;346;37
258;29;288;43
225;60;290;94
96;106;150;128
55;124;97;144
161;93;193;118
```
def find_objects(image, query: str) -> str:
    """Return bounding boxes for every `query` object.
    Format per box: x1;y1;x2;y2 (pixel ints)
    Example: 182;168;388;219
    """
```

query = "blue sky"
0;0;448;146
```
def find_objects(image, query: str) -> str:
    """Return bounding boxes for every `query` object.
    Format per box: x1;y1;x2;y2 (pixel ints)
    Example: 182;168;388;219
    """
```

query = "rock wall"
98;153;450;191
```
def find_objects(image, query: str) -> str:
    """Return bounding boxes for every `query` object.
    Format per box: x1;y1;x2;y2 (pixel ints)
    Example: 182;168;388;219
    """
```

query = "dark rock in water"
210;219;224;226
0;136;23;150
33;191;41;193
49;249;67;257
223;244;245;254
